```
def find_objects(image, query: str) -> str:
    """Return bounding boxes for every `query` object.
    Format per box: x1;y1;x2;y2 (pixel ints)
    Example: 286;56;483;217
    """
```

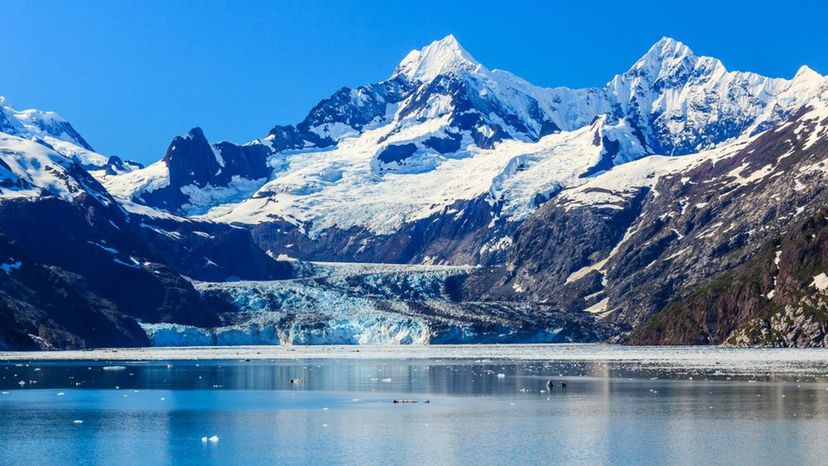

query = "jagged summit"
612;36;705;88
635;37;696;67
392;34;484;82
794;64;822;82
104;34;827;231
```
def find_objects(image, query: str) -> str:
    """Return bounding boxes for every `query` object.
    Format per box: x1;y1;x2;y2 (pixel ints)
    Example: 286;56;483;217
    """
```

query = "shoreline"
2;344;828;374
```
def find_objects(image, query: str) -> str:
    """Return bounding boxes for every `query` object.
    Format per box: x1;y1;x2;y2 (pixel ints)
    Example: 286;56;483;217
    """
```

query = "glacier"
141;261;604;346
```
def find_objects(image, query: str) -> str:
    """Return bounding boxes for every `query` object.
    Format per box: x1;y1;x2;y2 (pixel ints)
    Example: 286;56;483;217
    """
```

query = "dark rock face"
0;235;148;350
604;106;828;329
252;196;512;265
137;128;274;213
376;143;418;165
630;209;828;347
464;104;828;345
103;156;143;176
164;128;222;188
267;77;414;152
0;169;291;348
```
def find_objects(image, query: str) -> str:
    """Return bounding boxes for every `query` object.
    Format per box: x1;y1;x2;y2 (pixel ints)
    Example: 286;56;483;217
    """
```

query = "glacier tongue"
140;261;607;346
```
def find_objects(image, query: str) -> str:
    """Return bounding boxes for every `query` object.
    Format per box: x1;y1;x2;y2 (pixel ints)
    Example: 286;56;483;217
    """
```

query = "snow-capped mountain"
476;93;828;345
0;103;293;349
101;36;826;266
0;97;142;174
1;35;828;349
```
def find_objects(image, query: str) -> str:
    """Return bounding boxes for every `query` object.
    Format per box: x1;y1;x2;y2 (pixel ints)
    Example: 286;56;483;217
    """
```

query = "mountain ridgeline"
1;36;827;349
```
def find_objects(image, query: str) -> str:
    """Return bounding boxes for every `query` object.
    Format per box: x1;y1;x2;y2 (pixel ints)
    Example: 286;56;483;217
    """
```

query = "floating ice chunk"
209;435;219;443
103;366;126;371
73;420;83;424
496;373;506;378
57;392;65;396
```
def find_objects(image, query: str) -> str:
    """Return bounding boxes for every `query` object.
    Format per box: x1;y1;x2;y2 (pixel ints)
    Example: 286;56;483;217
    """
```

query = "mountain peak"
392;34;483;82
631;37;696;73
183;127;207;140
794;64;822;82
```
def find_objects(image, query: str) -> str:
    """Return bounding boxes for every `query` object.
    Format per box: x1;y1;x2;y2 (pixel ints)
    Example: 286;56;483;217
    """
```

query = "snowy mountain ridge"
1;36;828;349
0;97;142;175
99;36;826;241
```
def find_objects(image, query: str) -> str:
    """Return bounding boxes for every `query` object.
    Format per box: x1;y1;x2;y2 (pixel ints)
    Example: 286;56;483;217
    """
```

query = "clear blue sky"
2;0;826;163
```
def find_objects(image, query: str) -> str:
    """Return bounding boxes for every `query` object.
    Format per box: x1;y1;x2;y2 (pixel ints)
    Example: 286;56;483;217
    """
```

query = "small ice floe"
322;424;329;428
201;435;219;443
496;373;506;379
160;397;166;401
1;392;8;395
73;420;83;424
57;392;65;396
381;378;392;383
102;366;126;371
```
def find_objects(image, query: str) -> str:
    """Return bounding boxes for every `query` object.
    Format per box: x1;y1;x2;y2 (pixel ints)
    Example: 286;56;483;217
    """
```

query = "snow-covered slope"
0;132;115;205
205;115;615;234
103;36;826;252
0;97;141;174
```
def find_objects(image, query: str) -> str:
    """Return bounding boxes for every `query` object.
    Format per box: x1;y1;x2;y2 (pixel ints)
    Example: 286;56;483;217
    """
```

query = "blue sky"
2;0;826;163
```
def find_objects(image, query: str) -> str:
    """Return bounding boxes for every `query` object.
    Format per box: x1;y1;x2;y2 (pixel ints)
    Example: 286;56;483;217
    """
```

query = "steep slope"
0;234;148;350
628;208;828;347
477;92;828;344
103;36;825;267
0;97;142;173
0;128;293;349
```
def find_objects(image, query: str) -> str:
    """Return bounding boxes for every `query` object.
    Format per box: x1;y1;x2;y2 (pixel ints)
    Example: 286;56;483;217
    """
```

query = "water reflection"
1;359;828;465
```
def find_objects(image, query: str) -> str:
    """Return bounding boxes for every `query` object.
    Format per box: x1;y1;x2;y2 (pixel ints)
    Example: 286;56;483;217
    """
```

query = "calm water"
2;351;828;465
